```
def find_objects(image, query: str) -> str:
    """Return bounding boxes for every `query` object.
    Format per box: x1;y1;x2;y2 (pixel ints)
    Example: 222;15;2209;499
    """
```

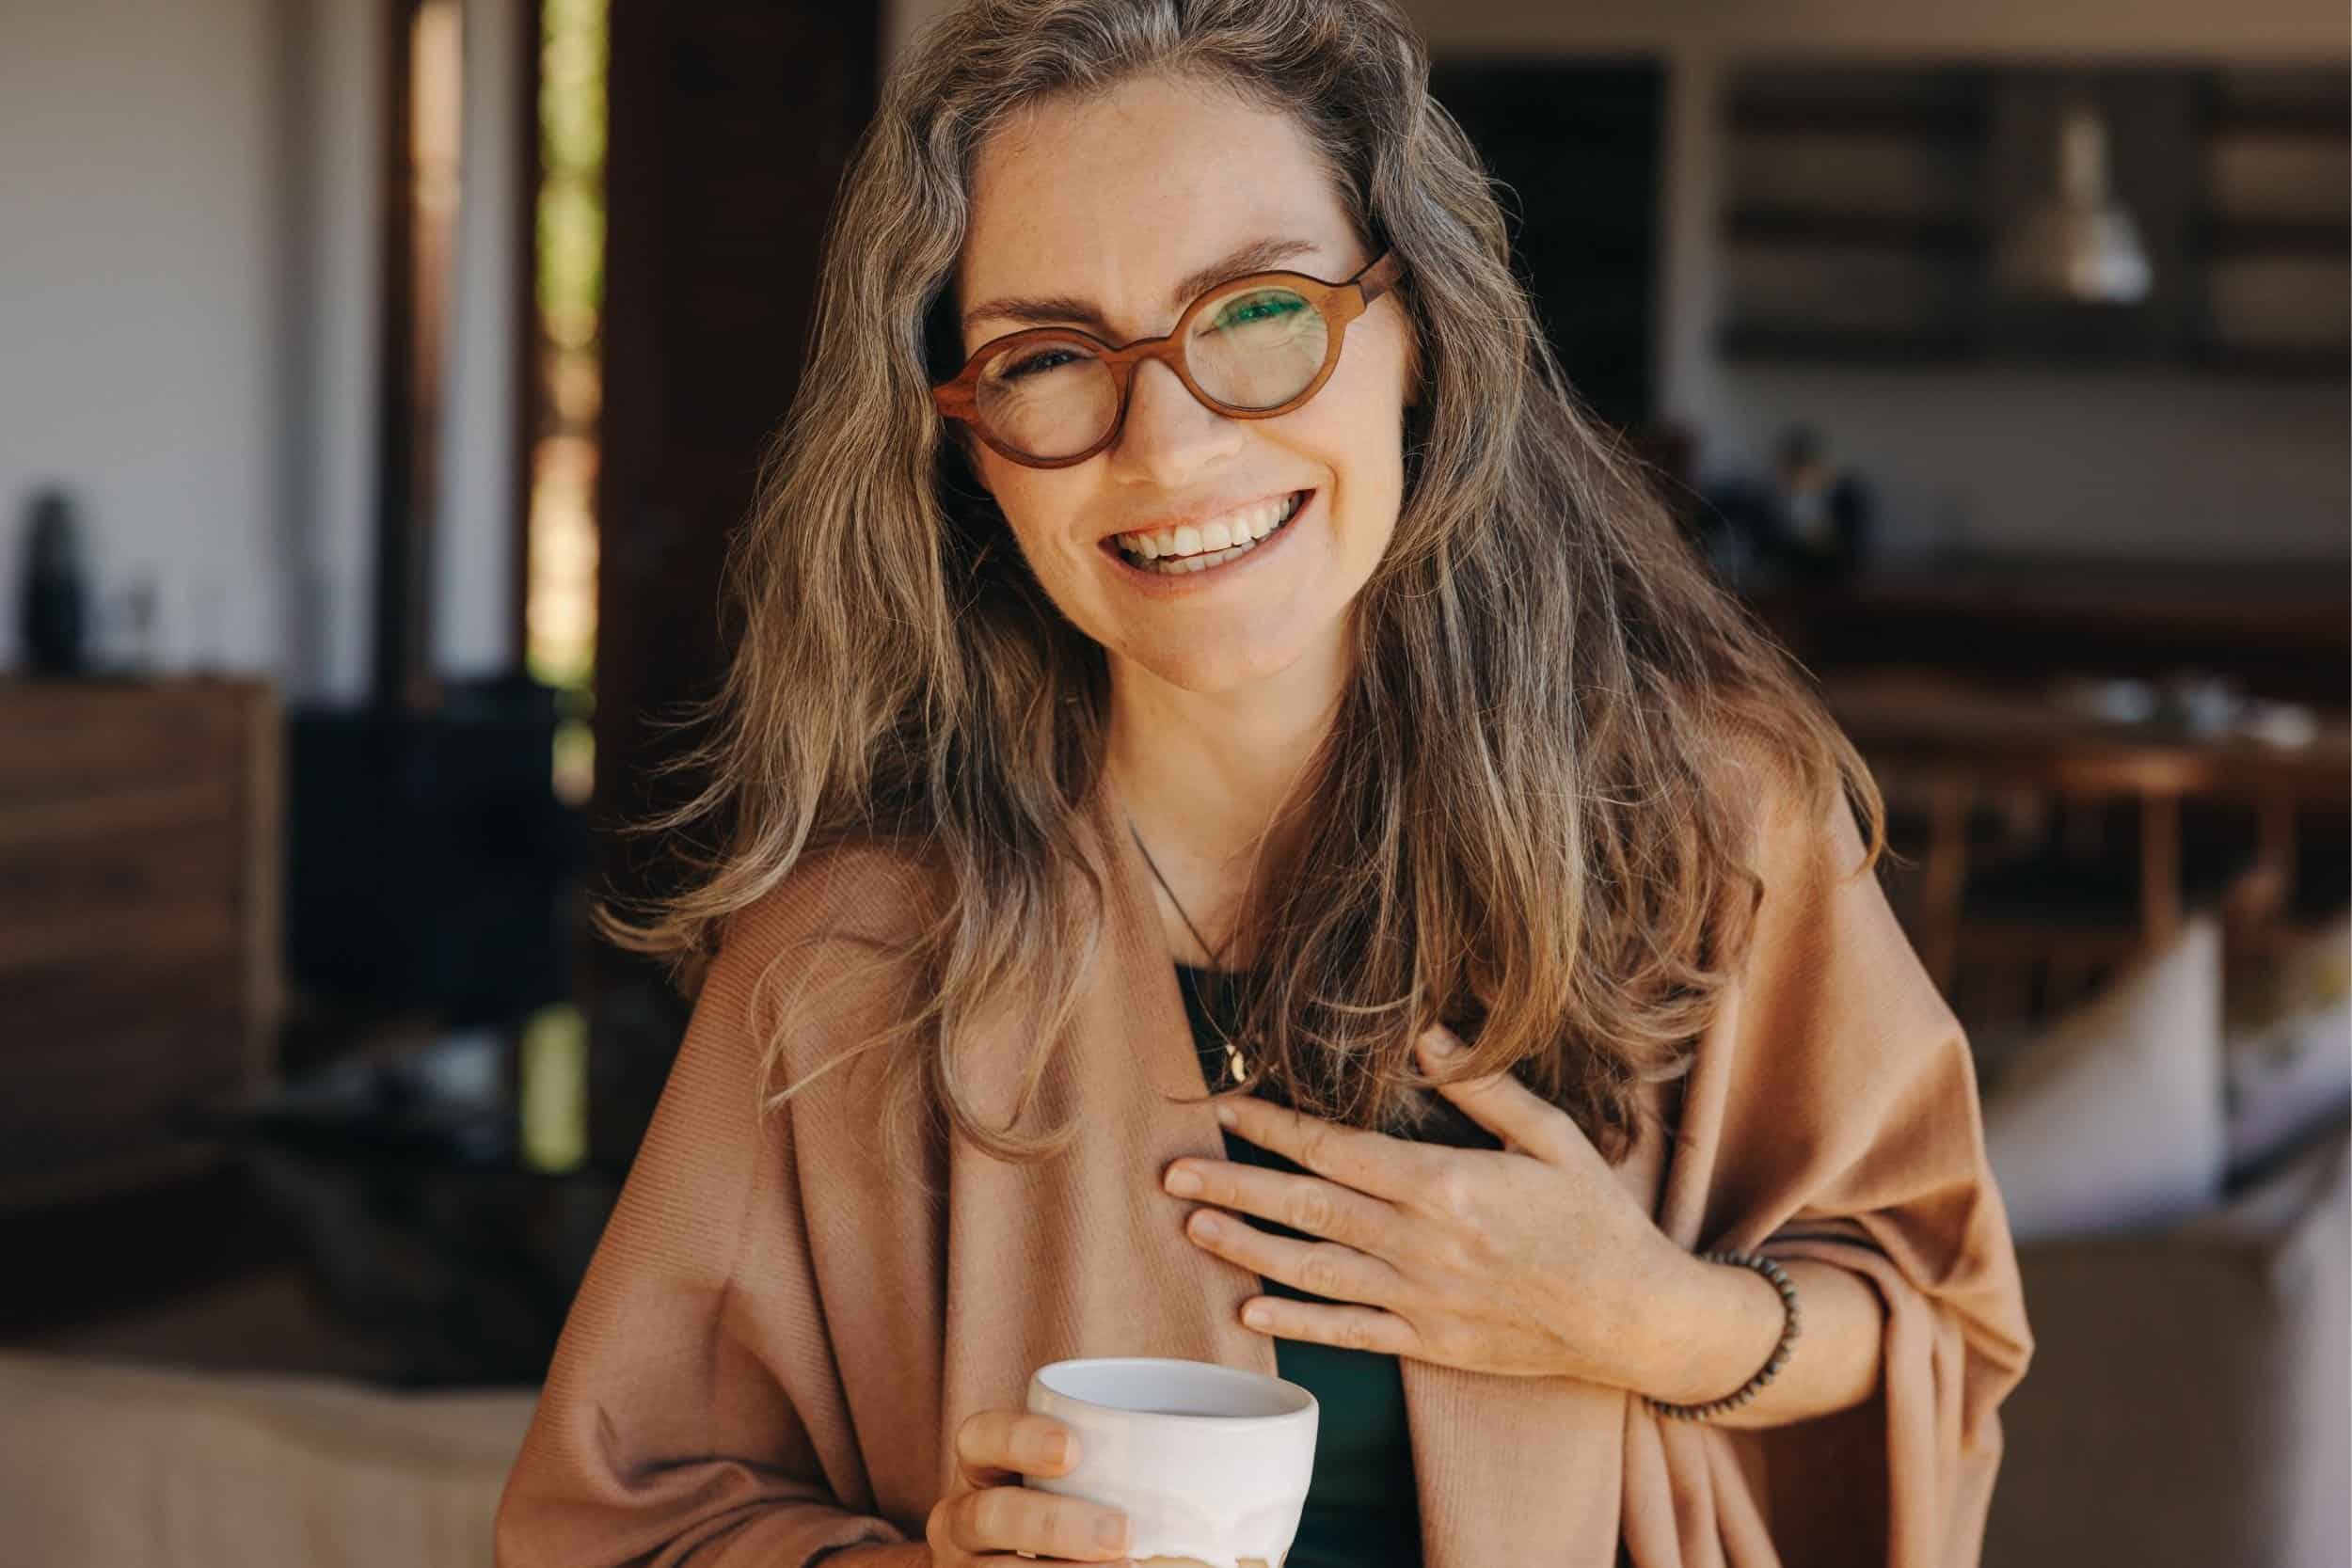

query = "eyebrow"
960;236;1326;337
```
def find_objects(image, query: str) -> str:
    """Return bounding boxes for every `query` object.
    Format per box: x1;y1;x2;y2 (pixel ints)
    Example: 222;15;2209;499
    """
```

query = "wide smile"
1097;489;1311;592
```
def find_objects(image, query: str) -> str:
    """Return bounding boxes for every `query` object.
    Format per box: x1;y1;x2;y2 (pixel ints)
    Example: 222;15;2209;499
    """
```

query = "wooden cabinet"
0;677;281;1208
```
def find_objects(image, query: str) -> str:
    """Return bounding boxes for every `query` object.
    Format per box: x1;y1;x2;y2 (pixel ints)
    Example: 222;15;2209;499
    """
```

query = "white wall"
286;0;389;705
2;0;521;697
1;0;290;676
434;0;522;679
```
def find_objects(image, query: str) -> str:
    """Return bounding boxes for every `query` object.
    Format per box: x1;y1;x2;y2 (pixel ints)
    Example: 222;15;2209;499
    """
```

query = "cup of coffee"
1021;1356;1318;1568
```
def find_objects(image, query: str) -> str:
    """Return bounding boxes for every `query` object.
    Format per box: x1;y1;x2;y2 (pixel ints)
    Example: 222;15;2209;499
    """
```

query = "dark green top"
1173;961;1425;1568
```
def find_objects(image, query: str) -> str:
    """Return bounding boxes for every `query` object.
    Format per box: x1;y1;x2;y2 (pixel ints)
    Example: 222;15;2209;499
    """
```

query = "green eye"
1209;291;1310;331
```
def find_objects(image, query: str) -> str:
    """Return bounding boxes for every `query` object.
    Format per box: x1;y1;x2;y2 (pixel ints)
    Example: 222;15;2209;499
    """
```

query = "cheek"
982;470;1089;580
1307;359;1409;541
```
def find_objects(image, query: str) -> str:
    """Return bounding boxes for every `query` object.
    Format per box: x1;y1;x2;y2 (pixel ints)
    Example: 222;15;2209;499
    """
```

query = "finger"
955;1410;1078;1490
1184;1207;1402;1309
1237;1295;1423;1357
951;1484;1134;1562
1415;1025;1571;1162
1215;1093;1430;1202
1163;1158;1398;1252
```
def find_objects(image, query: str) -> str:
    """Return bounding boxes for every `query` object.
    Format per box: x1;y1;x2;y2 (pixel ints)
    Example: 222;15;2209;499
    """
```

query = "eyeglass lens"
973;275;1333;461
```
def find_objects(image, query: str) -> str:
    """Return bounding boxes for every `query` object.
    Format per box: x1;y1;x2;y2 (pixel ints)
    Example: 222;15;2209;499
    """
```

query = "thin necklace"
1125;811;1230;970
1126;811;1252;1086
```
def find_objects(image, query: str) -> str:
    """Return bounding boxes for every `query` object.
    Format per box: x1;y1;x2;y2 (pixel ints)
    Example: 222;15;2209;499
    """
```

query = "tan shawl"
495;763;2034;1567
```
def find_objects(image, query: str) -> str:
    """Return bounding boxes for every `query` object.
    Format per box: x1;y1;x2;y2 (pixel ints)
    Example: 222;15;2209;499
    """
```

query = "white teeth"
1115;492;1301;563
1113;492;1304;575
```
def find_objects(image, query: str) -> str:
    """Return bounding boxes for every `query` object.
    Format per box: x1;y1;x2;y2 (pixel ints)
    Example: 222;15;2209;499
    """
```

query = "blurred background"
1;1;2345;1563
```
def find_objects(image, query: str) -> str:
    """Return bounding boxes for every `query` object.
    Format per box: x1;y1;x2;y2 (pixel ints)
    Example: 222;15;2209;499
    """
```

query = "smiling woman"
492;4;2035;1567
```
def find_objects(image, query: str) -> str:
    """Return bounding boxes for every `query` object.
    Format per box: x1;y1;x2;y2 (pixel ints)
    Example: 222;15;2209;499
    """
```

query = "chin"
1123;626;1327;697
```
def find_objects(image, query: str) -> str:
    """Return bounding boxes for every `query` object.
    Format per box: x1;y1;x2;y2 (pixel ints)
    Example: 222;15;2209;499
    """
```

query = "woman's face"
955;71;1417;699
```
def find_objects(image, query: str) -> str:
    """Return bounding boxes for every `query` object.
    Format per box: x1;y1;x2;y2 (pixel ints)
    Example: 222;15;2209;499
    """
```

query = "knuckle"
1293;1187;1335;1236
967;1484;1013;1544
1428;1170;1473;1216
960;1407;1012;1468
1338;1313;1375;1351
931;1492;964;1551
1299;1249;1343;1298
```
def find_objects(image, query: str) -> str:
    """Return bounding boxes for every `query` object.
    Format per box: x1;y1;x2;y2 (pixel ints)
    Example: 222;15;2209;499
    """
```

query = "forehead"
959;71;1353;318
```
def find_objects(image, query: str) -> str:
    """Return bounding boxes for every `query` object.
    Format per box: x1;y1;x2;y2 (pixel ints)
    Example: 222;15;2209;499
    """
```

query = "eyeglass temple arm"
1355;250;1406;307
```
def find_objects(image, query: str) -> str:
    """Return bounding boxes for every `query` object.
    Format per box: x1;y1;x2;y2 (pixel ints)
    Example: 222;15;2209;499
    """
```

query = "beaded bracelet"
1642;1250;1803;1421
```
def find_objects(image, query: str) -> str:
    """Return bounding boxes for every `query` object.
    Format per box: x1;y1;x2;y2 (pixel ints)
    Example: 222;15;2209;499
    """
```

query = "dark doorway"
1426;59;1663;434
591;3;881;1158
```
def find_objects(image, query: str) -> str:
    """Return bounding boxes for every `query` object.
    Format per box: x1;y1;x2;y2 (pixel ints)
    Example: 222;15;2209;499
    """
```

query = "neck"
1104;632;1350;968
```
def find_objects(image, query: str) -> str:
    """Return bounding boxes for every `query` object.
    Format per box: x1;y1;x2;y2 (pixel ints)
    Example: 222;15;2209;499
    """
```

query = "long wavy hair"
599;0;1889;1184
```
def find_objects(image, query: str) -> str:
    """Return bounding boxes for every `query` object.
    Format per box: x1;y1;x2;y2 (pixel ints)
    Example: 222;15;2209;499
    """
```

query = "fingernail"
1041;1432;1071;1466
1424;1028;1460;1055
1097;1515;1131;1551
1164;1165;1201;1196
1214;1102;1237;1128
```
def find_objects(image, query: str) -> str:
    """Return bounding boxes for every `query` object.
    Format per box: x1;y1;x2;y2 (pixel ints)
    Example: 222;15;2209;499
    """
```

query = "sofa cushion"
1983;1119;2349;1568
1980;916;2226;1242
0;1351;539;1568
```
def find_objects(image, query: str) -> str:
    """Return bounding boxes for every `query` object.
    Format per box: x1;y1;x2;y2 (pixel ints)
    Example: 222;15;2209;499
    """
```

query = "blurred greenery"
528;0;604;789
535;0;606;345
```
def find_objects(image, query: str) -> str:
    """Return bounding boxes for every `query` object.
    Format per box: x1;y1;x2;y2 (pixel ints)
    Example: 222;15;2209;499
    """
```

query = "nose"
1108;355;1242;485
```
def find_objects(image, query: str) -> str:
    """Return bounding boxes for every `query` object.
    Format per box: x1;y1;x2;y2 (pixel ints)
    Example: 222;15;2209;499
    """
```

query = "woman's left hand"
1162;1023;1689;1386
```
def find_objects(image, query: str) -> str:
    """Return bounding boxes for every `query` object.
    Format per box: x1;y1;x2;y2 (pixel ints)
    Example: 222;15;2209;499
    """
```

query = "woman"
496;2;2033;1565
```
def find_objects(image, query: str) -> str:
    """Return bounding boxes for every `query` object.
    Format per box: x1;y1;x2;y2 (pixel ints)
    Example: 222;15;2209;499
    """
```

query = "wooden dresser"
0;677;281;1209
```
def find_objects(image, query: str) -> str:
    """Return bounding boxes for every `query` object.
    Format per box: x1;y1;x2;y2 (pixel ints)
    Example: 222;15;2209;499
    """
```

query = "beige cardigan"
495;766;2034;1567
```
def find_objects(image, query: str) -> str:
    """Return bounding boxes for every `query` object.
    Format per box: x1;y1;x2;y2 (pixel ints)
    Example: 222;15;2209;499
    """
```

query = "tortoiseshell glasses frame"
931;250;1406;469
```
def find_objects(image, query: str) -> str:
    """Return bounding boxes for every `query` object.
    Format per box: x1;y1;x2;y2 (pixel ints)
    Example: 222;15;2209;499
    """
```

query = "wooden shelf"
1726;204;1985;257
1718;323;2348;378
2193;218;2350;260
1719;323;1976;366
1727;96;1984;140
2203;99;2352;139
2188;342;2348;380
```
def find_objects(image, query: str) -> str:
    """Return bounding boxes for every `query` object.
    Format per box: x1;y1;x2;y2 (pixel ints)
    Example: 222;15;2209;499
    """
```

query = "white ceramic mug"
1020;1355;1318;1568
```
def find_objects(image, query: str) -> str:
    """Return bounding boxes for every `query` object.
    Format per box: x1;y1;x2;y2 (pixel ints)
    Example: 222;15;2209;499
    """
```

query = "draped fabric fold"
497;760;2033;1567
1618;768;2037;1568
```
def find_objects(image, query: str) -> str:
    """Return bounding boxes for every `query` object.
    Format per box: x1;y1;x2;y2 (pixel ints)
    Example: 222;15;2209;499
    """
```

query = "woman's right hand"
925;1410;1136;1566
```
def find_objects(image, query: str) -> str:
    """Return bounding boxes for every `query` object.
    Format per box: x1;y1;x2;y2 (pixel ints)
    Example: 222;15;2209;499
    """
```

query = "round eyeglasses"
931;251;1406;469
